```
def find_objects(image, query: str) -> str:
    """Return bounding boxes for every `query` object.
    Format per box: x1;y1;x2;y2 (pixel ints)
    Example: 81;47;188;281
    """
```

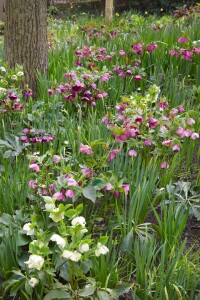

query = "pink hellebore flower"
29;163;40;172
72;81;85;93
144;140;152;146
161;161;170;169
148;118;159;129
187;118;195;125
100;73;111;82
28;180;38;190
178;36;188;43
172;144;180;151
180;49;193;61
122;184;130;195
67;178;77;186
114;191;120;198
191;132;199;139
20;136;29;143
65;190;75;198
147;44;158;53
132;43;143;55
64;94;76;101
41;188;48;195
108;149;120;161
81;167;93;178
102;116;110;125
49;184;55;193
48;89;54;96
128;149;137;157
169;50;179;57
178;106;185;113
119;50;126;57
135;116;143;123
53;192;64;201
134;75;142;81
53;155;61;164
193;47;200;53
162;140;172;147
103;183;114;191
80;143;93;156
158;101;169;109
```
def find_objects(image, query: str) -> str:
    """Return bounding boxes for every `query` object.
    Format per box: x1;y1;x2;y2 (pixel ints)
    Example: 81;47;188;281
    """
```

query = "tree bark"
4;0;48;97
105;0;113;25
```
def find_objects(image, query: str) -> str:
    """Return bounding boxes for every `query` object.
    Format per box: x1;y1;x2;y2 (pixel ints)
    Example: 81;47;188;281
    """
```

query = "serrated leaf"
83;185;96;203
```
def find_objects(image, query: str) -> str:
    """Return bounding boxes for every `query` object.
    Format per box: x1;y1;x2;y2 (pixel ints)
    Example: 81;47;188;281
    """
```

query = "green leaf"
17;232;30;246
43;290;71;300
78;285;96;297
92;179;108;189
0;213;14;226
115;283;133;296
65;209;77;219
0;139;11;148
83;185;96;203
120;231;133;253
97;290;112;300
75;203;83;215
3;150;13;158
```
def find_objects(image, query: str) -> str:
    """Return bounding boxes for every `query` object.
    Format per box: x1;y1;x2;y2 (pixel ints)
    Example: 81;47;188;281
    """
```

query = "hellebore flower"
79;243;89;253
95;243;109;257
53;192;64;201
50;234;66;248
148;118;159;129
23;223;35;236
80;143;93;155
29;278;39;288
25;255;44;270
162;140;172;147
178;36;188;43
108;149;120;161
65;190;75;198
29;163;40;172
71;216;86;227
128;149;137;157
169;49;179;57
62;250;82;262
161;161;170;169
172;144;180;151
187;118;195;125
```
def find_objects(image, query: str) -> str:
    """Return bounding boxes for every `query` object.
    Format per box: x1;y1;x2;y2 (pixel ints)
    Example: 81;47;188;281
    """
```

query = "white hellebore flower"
25;254;44;270
50;234;66;248
16;71;24;77
23;223;35;236
11;75;17;81
71;216;86;227
95;243;109;257
49;208;64;222
62;250;82;262
0;67;6;73
79;243;89;253
45;203;55;211
29;277;39;288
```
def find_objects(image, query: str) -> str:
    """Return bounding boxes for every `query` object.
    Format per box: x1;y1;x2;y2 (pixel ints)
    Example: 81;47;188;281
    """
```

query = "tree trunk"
0;0;5;21
4;0;48;97
105;0;113;25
